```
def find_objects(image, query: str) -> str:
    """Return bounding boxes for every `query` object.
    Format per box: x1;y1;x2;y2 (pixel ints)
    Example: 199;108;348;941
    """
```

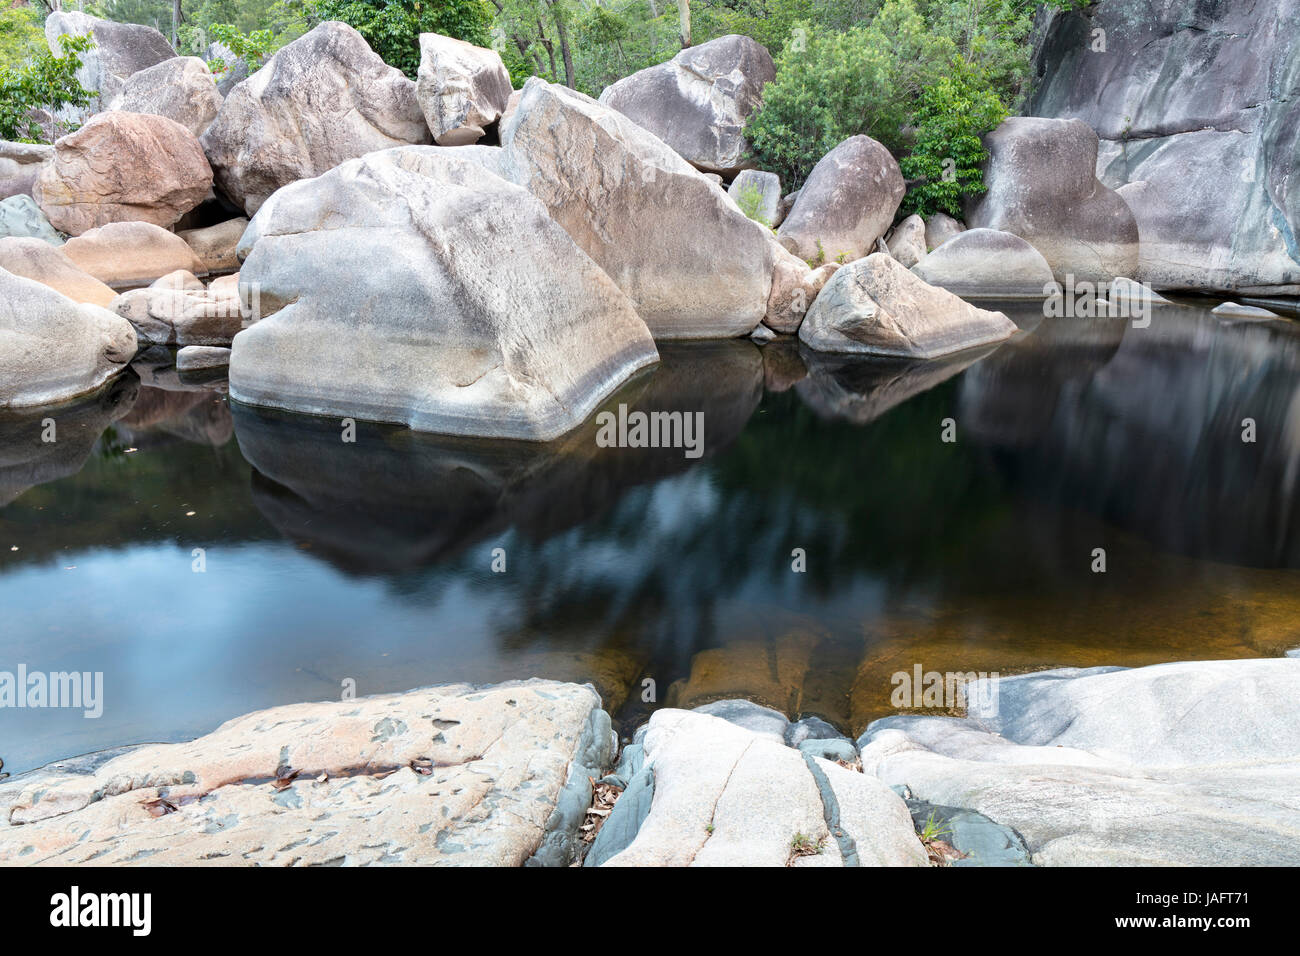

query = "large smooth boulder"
33;112;213;236
231;147;658;440
0;195;62;245
109;56;224;137
44;12;176;112
1030;0;1299;291
62;222;205;287
860;659;1300;865
0;268;136;408
765;245;836;334
0;680;614;866
800;253;1017;358
201;22;432;215
965;117;1138;284
598;34;775;176
497;78;776;338
912;227;1055;298
886;213;926;268
415;33;512;146
0;141;53;200
0;237;116;306
597;709;928;867
924;212;964;250
777;135;905;264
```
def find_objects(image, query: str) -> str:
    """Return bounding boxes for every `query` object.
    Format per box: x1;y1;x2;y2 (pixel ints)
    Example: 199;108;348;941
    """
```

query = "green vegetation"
0;1;44;71
0;32;93;143
734;181;772;229
298;0;493;78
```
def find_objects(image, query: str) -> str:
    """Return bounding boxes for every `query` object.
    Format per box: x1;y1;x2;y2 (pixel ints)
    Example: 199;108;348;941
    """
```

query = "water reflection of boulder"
0;374;139;506
960;305;1300;565
795;344;997;426
116;386;234;447
957;314;1130;447
234;341;762;572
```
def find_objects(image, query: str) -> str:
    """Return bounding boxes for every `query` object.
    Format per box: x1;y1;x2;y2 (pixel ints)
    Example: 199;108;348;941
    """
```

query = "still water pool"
4;301;1300;773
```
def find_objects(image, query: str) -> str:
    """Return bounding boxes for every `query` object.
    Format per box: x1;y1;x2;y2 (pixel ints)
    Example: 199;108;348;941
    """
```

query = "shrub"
303;0;495;78
735;181;772;228
898;62;1007;218
0;33;94;143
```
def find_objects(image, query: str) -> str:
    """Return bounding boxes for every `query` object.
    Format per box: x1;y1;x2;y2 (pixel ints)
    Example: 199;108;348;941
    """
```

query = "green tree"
0;32;94;143
898;60;1007;217
0;1;45;71
301;0;494;77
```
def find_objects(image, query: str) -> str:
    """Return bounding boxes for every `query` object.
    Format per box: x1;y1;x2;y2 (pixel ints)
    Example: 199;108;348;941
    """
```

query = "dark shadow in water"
233;341;764;573
960;305;1300;566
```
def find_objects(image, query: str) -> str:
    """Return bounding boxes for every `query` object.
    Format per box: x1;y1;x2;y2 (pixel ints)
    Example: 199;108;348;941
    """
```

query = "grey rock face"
44;12;176;112
800;253;1018;358
109;56;224;137
911;227;1055;298
201;22;431;215
178;217;248;273
0;268;136;408
966;117;1138;284
778;135;905;264
415;33;512;146
230;146;658;440
924;212;964;251
1027;0;1300;292
499;78;776;338
0;141;53;200
906;800;1032;867
598;34;775;175
691;698;790;743
886;213;926;268
860;659;1300;865
0;195;63;245
176;345;231;371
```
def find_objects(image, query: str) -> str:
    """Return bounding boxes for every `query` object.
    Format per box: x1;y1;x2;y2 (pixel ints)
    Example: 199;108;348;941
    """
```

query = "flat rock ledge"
0;679;613;866
859;658;1300;866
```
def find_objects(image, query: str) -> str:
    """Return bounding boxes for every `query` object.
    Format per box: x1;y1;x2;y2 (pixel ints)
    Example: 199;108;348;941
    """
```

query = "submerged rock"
859;659;1300;865
231;147;658;440
415;33;512;146
598;34;775;176
201;22;431;215
0;680;613;866
800;253;1017;358
498;78;776;338
777;135;905;265
33;112;213;236
965;117;1138;285
0;268;136;408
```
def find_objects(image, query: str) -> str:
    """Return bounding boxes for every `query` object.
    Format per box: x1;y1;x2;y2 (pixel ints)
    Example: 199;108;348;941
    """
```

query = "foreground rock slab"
499;79;776;338
33;112;213;236
800;253;1017;358
232;147;658;440
202;22;432;215
0;268;136;408
0;680;612;866
598;34;775;176
595;708;927;867
859;659;1300;865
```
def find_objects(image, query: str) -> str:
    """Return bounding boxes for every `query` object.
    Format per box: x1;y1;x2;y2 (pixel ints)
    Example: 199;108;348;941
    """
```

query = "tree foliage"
299;0;493;77
0;32;94;143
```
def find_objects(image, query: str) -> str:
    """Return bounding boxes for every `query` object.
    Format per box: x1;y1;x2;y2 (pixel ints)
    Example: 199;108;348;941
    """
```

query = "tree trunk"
549;2;575;88
678;0;691;48
171;0;182;49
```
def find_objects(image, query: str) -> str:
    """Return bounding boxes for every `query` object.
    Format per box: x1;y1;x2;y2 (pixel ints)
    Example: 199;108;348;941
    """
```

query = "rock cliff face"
1027;0;1300;293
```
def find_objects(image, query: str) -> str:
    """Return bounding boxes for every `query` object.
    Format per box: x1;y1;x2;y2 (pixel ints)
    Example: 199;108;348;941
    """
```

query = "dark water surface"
5;301;1300;773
